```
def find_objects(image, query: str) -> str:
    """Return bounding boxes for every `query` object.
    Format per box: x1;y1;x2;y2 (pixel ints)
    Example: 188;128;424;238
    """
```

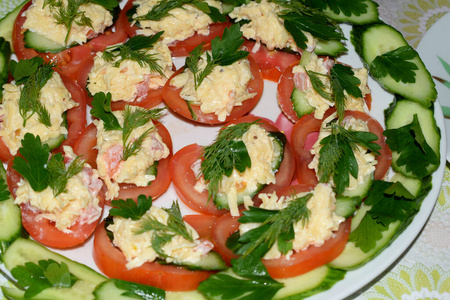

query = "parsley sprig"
102;33;165;75
12;133;85;196
200;121;255;203
370;46;419;84
10;259;78;298
110;278;165;300
10;57;54;128
318;122;381;195
134;0;226;23
185;23;249;89
304;0;373;17
43;0;118;45
110;194;152;221
90;92;165;161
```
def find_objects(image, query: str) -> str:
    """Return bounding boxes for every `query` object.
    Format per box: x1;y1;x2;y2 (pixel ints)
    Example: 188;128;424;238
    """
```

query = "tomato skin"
243;40;301;83
162;56;264;125
183;214;217;241
277;61;374;124
119;0;230;57
12;2;127;82
170;115;295;216
212;184;351;278
72;121;173;203
93;220;213;291
291;109;392;185
6;158;105;249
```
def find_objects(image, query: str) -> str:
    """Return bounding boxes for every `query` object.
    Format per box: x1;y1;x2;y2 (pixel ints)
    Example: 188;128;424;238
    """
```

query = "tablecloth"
0;0;448;299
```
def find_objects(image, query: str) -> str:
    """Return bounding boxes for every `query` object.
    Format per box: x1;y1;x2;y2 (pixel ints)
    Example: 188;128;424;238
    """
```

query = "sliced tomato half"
170;115;295;216
93;220;213;291
162;57;263;125
73;120;172;203
291;109;392;186
212;184;351;278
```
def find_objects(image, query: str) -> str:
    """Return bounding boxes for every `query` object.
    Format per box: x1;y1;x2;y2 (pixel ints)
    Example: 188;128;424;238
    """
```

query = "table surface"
0;0;449;299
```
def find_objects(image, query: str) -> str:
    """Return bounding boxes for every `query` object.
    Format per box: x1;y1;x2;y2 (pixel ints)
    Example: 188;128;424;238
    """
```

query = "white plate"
1;15;446;300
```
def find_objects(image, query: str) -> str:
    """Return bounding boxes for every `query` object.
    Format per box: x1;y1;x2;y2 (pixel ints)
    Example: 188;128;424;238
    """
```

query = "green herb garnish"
102;33;165;75
10;259;78;299
318;123;381;195
200;121;255;203
90;92;164;161
384;114;439;178
111;278;165;300
12;133;85;196
0;177;10;202
110;194;153;221
10;57;54;128
304;0;373;17
185;23;248;89
370;45;419;84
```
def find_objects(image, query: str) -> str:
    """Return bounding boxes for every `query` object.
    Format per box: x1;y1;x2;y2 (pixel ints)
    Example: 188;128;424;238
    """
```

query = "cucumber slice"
323;0;379;25
0;0;28;53
23;30;70;53
390;172;427;199
0;163;22;244
94;279;165;300
290;87;315;119
385;98;440;178
3;238;107;300
351;23;437;107
335;172;373;218
0;37;10;98
314;39;347;57
166;251;227;271
214;131;287;210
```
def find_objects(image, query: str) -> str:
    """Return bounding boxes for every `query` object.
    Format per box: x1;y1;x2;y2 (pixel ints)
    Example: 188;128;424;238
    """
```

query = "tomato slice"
212;184;351;278
243;40;301;83
73;121;172;203
6;157;105;249
12;2;127;82
170;115;295;216
183;214;217;241
162;57;264;125
277;60;374;124
291;109;392;185
119;0;230;57
93;220;213;291
0;74;86;163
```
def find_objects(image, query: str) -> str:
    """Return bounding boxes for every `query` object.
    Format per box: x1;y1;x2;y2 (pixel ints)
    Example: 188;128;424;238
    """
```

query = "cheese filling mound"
240;183;344;260
195;124;278;216
23;0;113;47
292;53;371;119
0;72;78;155
95;109;170;200
87;42;174;103
229;0;316;52
170;53;256;122
309;113;378;191
14;146;103;233
132;0;222;44
108;206;214;269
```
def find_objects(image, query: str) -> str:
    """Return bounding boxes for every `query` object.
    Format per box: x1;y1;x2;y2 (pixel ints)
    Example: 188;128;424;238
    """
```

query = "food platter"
0;2;447;299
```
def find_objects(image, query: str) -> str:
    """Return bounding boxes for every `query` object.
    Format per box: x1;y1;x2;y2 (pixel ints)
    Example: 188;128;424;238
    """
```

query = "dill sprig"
201;121;257;203
102;33;165;76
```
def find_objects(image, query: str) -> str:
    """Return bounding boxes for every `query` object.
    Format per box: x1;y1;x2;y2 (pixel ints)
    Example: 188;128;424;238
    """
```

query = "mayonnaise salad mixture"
108;205;214;269
229;0;316;52
170;52;256;121
240;183;344;260
23;0;113;47
132;0;222;44
195;124;279;216
14;146;103;232
292;52;371;119
87;41;174;103
94;108;170;200
0;72;78;155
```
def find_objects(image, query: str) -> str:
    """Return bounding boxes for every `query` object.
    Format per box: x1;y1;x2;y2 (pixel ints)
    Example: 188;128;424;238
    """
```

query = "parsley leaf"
110;194;153;220
370;46;419;84
90;92;122;131
0;177;10;202
102;33;165;74
10;57;54;128
13;134;50;192
384;114;439;178
201;121;255;204
306;0;371;17
111;278;165;300
11;259;78;299
47;153;85;197
330;64;362;121
318;123;381;195
186;23;248;89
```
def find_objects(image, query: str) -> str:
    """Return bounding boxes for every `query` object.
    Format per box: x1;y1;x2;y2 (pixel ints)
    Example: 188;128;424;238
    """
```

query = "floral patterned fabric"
0;0;449;299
